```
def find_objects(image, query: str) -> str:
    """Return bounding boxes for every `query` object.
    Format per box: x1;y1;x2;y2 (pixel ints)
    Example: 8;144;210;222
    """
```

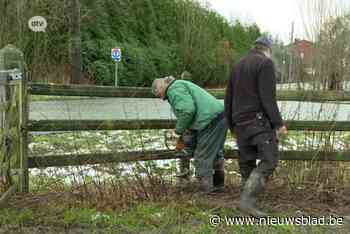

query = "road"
29;98;350;121
30;98;175;120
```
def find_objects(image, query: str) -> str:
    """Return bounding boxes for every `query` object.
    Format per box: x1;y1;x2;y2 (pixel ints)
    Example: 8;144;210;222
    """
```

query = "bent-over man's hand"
276;125;288;140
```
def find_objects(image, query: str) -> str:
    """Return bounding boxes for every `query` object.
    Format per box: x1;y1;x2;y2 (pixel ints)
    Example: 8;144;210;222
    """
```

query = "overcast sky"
199;0;350;44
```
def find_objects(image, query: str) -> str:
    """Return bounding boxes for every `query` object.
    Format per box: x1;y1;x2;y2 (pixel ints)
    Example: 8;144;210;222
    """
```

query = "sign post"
111;48;121;87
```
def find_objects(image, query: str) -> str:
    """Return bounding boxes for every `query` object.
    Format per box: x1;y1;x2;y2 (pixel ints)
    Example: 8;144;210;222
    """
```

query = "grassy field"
2;130;350;233
1;182;350;234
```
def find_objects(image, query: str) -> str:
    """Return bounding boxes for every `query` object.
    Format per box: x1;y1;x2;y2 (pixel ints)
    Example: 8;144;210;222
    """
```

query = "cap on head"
254;36;273;49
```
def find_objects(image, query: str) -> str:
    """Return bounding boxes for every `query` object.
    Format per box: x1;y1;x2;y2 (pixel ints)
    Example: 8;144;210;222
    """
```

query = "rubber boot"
198;175;215;194
238;170;268;217
240;177;247;192
213;159;225;193
176;131;194;180
176;158;190;179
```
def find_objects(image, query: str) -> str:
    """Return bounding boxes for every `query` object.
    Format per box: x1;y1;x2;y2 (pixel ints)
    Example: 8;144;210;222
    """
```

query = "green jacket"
165;80;224;135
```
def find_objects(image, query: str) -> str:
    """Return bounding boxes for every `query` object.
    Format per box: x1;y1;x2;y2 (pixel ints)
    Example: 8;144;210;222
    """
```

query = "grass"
27;129;350;189
0;190;347;234
28;130;171;156
28;130;350;156
3;126;350;233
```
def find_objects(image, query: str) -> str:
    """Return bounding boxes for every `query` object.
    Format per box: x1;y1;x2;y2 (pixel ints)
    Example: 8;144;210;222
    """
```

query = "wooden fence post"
0;71;12;193
19;73;28;193
0;78;21;194
0;44;27;194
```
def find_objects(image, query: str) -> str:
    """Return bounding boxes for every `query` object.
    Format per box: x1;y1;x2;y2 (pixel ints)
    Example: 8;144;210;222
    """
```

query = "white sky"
199;0;350;44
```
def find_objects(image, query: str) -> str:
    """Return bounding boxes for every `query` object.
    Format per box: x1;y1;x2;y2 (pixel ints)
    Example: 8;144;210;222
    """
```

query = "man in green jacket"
152;76;227;193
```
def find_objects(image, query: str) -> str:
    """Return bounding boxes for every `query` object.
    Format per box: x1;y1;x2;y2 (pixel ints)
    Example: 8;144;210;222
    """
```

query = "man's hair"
151;76;175;95
163;76;175;84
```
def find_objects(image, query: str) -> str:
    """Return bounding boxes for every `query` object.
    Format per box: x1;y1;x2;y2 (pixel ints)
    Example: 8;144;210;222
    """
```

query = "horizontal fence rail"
28;83;350;102
25;83;350;169
28;119;350;132
28;150;350;168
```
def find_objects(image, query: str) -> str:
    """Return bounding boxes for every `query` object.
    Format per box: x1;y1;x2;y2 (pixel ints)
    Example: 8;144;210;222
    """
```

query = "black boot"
238;170;268;217
213;159;225;193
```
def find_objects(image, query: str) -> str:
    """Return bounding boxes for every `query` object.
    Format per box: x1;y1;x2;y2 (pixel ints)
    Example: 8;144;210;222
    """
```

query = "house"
292;39;314;74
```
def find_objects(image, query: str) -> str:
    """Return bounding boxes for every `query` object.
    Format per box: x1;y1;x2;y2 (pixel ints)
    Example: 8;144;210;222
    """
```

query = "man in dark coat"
224;36;287;216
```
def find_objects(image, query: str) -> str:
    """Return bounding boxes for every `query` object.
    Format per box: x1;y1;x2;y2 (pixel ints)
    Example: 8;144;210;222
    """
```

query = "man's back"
167;80;223;132
225;48;283;129
224;36;287;217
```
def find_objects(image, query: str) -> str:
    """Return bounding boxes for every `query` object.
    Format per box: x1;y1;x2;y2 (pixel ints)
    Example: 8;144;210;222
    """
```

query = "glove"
175;136;185;151
276;125;288;140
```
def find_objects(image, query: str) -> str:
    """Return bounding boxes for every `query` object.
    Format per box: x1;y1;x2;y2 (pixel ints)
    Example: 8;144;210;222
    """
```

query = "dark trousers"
234;114;279;179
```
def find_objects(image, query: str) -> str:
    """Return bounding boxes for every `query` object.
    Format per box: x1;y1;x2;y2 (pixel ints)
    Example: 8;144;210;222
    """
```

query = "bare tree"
299;0;350;90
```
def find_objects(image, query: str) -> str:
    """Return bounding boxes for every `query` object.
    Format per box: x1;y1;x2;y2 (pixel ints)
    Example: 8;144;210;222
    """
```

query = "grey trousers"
185;114;227;178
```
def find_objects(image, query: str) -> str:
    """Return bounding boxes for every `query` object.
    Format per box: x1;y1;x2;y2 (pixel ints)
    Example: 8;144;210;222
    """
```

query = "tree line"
0;0;261;87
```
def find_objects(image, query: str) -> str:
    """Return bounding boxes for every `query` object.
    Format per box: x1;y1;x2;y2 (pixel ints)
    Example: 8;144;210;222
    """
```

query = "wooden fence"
3;81;350;194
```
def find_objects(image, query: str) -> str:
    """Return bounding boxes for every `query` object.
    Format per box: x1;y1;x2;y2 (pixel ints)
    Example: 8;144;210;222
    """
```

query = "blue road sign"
111;48;121;62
